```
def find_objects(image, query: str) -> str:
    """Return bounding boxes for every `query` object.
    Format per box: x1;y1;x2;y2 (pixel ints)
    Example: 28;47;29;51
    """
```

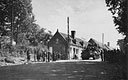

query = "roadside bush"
0;44;27;58
104;49;126;63
104;49;126;79
81;49;90;60
4;57;15;63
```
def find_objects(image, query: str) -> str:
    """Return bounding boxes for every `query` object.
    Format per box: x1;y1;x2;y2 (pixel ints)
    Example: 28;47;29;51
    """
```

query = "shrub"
81;49;90;60
104;49;126;79
104;49;126;63
4;57;15;63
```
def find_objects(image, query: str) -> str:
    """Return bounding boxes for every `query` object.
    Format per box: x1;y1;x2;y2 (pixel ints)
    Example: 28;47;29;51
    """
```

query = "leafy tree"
20;27;52;46
36;28;52;45
0;0;35;43
17;33;30;46
105;0;127;35
105;0;128;55
105;1;127;79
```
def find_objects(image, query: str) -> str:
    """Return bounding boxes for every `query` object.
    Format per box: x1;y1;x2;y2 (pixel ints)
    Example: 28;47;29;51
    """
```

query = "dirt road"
0;61;122;80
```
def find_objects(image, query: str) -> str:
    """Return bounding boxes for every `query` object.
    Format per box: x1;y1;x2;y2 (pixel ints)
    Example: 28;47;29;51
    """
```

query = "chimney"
107;42;110;46
71;30;76;39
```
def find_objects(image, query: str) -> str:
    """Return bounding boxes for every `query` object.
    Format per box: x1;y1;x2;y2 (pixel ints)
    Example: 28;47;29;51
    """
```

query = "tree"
105;0;128;55
0;0;35;43
105;1;127;79
105;0;127;35
36;28;52;45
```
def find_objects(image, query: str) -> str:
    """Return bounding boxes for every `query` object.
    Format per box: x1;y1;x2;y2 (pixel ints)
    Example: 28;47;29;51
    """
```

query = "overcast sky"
32;0;123;48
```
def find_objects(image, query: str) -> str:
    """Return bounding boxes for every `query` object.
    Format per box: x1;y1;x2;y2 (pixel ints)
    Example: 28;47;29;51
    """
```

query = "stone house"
48;29;88;61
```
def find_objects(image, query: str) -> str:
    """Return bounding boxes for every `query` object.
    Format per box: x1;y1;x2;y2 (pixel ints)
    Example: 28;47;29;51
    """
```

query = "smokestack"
71;30;76;39
67;17;69;42
107;42;110;46
102;33;104;45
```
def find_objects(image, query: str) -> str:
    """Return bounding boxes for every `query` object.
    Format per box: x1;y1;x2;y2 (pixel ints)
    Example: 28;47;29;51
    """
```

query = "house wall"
69;45;83;60
48;31;84;60
48;32;68;60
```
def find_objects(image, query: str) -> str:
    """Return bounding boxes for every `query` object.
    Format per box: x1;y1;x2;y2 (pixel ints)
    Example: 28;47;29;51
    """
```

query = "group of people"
26;47;51;63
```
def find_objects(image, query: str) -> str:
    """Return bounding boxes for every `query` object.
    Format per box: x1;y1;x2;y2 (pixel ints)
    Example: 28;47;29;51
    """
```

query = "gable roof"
104;44;111;50
88;38;113;50
59;32;88;48
89;38;103;48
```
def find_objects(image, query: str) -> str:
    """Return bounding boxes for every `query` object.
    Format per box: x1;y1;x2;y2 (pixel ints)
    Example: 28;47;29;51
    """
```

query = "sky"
32;0;123;48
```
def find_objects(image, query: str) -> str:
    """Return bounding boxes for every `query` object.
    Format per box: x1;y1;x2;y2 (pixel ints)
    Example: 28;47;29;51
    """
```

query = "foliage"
81;49;90;60
0;0;35;43
36;28;52;45
104;49;126;63
0;0;53;58
104;49;126;79
0;36;11;49
0;35;27;57
105;0;127;35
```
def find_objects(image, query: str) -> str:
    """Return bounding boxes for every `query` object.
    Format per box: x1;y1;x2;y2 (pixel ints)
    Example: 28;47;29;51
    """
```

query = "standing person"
33;47;37;62
101;49;104;61
37;48;40;62
26;48;31;63
41;49;45;62
52;52;55;61
47;51;51;62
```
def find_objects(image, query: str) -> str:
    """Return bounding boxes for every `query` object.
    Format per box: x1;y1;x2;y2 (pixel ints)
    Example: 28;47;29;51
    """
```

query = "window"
73;48;75;54
76;49;79;54
56;38;59;44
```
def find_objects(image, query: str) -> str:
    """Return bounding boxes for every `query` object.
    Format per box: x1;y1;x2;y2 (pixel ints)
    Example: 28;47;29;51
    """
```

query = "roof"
59;32;88;48
89;38;103;48
89;38;113;50
104;44;110;50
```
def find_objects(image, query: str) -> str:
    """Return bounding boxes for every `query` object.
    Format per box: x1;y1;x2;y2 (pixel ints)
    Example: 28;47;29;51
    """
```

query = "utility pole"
101;33;104;61
67;17;70;59
102;33;104;45
67;17;69;43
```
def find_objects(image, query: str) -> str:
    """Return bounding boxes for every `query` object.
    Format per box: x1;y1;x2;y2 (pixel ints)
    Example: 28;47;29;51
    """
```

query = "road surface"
0;60;122;80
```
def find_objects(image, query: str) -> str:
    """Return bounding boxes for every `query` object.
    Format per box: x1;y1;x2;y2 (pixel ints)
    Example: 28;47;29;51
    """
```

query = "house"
48;29;88;61
88;38;113;51
87;38;113;59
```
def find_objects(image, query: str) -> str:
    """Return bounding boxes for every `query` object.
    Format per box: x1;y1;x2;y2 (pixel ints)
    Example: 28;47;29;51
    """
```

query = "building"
48;29;88;61
88;38;113;51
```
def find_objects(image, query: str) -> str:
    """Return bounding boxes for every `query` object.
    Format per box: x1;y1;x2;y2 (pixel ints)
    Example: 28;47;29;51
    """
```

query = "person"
52;52;55;61
33;47;37;62
47;51;51;62
101;50;104;61
26;48;31;63
41;50;45;62
36;48;40;62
